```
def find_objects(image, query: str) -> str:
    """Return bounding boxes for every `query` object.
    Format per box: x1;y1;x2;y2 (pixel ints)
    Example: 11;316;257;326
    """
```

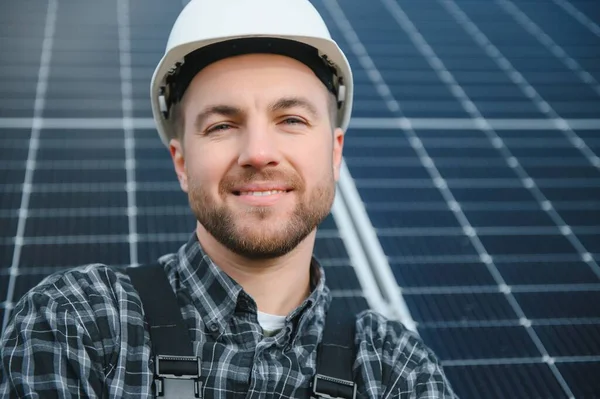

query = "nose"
237;120;282;169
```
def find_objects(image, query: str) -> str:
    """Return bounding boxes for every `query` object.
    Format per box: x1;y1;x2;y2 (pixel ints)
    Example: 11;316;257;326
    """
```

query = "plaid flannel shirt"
1;233;457;398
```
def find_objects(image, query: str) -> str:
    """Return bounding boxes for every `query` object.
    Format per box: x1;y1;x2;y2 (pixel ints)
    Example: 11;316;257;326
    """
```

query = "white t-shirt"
257;310;286;336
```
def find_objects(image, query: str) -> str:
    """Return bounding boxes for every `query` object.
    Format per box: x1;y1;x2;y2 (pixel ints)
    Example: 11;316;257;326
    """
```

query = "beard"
188;167;335;260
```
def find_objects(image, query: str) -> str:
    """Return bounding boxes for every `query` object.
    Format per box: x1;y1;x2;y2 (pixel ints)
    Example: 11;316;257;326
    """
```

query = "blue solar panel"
1;0;599;397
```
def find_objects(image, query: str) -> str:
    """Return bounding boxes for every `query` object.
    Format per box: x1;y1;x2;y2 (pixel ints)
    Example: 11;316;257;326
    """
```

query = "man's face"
170;53;344;259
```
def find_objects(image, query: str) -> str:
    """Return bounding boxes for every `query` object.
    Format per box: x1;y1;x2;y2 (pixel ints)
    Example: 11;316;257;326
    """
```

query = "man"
0;0;457;397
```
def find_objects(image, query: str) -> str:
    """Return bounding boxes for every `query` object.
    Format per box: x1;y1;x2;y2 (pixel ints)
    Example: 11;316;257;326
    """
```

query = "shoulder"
354;310;457;398
18;263;137;310
354;310;429;368
7;264;144;343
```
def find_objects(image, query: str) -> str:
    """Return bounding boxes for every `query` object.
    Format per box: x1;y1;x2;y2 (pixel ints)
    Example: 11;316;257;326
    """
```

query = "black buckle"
154;355;202;398
312;374;357;399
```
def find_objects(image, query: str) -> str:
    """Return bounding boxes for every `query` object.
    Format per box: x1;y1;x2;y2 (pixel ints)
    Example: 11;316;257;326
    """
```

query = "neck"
195;224;315;316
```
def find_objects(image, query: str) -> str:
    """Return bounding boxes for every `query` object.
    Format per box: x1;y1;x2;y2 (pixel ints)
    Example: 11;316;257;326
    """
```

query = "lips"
231;183;293;196
237;190;287;196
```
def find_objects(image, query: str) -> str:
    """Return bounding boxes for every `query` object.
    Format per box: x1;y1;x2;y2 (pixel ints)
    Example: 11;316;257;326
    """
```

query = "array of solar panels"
1;0;599;397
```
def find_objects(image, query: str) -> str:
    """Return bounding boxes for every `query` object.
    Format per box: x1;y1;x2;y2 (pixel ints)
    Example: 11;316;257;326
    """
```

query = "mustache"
219;168;304;192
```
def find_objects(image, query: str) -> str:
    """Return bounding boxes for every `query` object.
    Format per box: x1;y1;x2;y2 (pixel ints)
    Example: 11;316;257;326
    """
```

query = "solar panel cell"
313;237;350;260
419;326;539;360
356;186;448;204
0;193;23;210
379;234;478;258
0;275;8;303
0;147;28;161
558;209;600;227
447;186;537;202
576;233;600;253
137;214;195;235
368;208;459;228
478;234;577;256
555;362;600;399
443;364;567;399
534;324;600;357
19;242;130;268
495;261;600;285
0;169;26;185
29;191;128;209
403;292;517;322
33;168;126;184
463;209;556;228
437;165;518;179
25;215;129;237
391;261;496;287
329;296;369;315
344;145;416;158
37;147;125;162
514;291;600;319
135;189;188;208
349;165;432;179
322;265;361;291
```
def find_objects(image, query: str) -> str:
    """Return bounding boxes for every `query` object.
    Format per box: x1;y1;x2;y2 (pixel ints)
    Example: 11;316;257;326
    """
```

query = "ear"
332;127;345;182
169;138;189;193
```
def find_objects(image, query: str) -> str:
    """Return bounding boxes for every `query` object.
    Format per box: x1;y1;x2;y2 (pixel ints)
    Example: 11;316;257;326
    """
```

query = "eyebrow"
194;105;244;132
269;96;320;119
193;96;321;131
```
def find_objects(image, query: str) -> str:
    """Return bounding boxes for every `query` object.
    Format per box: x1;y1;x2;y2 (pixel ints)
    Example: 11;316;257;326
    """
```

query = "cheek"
185;148;229;192
291;139;333;183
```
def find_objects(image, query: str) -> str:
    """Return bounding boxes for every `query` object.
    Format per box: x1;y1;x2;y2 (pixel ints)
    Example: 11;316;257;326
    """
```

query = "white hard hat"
150;0;354;147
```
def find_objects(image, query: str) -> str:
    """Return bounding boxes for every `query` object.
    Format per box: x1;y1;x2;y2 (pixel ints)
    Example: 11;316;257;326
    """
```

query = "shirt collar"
167;233;331;335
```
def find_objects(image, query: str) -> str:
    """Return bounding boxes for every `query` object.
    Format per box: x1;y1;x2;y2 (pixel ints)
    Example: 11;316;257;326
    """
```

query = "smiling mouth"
233;189;292;196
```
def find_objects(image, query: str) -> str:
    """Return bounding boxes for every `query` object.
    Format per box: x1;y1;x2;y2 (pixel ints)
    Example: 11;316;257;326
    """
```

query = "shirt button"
209;323;219;332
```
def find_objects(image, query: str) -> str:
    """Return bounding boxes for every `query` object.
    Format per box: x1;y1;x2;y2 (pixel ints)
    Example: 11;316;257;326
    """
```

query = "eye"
206;123;233;133
281;117;306;126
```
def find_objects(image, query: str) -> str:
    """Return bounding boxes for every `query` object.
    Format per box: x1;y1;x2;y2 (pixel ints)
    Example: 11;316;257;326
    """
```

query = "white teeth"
239;190;286;196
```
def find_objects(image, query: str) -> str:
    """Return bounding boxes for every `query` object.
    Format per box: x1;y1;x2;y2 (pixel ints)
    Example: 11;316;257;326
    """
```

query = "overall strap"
312;299;357;399
126;263;201;398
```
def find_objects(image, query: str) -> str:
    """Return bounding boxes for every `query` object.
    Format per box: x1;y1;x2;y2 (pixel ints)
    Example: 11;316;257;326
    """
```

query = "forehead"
184;53;329;105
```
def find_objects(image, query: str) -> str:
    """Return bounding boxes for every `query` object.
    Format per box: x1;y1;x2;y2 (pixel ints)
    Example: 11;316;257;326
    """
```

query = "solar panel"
1;0;599;397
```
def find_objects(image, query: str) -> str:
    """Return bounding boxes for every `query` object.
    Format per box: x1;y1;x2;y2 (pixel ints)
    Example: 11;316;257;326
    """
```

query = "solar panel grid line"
5;138;125;149
401;284;600;296
1;0;58;333
354;177;600;188
324;0;584;396
496;0;600;97
324;0;522;338
3;116;600;130
419;319;600;329
319;4;485;334
382;225;600;235
117;0;138;265
380;0;600;271
330;196;391;317
433;0;600;281
552;0;600;37
366;201;587;211
0;182;127;192
442;355;600;367
440;0;600;171
385;0;600;287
